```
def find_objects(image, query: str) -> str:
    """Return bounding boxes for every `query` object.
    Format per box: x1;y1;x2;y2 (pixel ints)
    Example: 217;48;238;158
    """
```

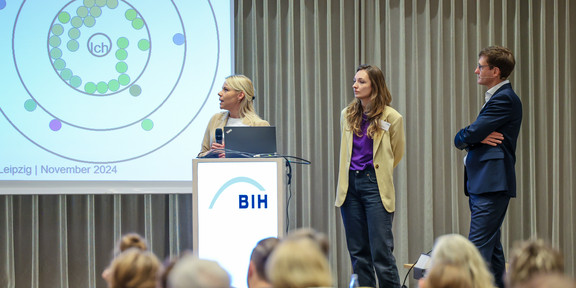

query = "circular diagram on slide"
4;0;219;163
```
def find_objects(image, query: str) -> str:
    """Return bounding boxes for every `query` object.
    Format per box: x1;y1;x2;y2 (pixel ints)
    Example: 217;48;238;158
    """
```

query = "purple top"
350;115;374;170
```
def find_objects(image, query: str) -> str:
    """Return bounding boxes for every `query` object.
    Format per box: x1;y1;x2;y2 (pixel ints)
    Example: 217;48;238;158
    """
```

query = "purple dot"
50;119;62;131
173;33;185;45
0;0;6;10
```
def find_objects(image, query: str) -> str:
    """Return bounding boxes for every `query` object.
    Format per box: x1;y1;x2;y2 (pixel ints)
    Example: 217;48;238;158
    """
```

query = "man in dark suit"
454;46;522;288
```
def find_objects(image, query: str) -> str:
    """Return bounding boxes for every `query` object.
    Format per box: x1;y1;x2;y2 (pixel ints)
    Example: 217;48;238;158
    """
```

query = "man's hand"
481;131;504;146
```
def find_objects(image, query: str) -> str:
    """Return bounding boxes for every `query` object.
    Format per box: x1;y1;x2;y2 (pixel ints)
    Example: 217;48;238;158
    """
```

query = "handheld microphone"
215;128;223;144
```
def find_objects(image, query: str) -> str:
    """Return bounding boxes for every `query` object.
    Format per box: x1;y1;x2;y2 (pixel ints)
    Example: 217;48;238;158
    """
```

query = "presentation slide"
0;0;232;181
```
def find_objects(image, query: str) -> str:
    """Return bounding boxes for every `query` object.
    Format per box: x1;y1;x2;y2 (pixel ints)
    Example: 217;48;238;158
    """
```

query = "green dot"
24;99;37;112
129;85;141;96
70;76;82;88
60;68;73;80
58;12;71;24
96;0;107;7
71;16;83;28
50;48;62;59
108;79;120;91
67;40;79;52
125;9;137;21
53;59;66;70
132;18;144;30
96;81;108;94
49;36;61;48
118;74;130;85
90;6;102;17
141;119;153;131
84;0;95;7
138;39;150;51
115;49;128;60
115;62;128;73
85;82;97;93
84;16;96;27
117;37;129;49
107;0;119;9
52;24;64;36
77;6;89;18
68;28;81;39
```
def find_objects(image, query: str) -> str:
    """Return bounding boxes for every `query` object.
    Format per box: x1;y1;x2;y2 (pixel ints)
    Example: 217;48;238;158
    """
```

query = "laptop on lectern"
223;126;277;157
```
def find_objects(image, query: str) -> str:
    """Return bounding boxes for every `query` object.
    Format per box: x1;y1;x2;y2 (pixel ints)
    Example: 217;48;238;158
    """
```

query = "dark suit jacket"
454;83;522;197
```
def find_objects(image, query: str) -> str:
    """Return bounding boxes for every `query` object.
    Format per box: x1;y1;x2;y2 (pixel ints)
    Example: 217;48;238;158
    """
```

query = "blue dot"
173;33;184;45
0;0;6;10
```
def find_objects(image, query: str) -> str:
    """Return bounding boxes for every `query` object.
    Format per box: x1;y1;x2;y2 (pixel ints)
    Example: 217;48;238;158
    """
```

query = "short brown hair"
479;46;515;79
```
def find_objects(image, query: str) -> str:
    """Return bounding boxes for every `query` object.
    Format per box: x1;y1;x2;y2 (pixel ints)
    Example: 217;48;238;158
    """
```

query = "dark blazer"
454;83;522;197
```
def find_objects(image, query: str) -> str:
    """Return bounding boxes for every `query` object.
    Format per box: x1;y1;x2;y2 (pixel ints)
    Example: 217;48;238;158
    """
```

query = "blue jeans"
468;192;510;288
341;167;400;288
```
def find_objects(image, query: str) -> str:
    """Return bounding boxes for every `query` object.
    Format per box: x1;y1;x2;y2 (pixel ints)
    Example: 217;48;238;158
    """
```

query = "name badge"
380;120;391;131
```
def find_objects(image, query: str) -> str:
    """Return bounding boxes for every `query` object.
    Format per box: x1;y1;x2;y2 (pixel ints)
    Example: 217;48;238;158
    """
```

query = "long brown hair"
345;64;392;138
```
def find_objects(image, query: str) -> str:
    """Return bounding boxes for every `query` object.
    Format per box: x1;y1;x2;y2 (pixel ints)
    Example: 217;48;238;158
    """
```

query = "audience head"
284;227;330;257
420;261;473;288
266;237;332;288
512;273;576;288
505;239;565;288
248;237;280;288
117;233;148;254
429;234;494;288
103;233;149;286
109;248;161;288
168;254;231;288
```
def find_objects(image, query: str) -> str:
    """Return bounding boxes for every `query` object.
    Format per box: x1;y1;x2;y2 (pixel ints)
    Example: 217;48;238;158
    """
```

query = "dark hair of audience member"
109;248;160;288
250;237;280;283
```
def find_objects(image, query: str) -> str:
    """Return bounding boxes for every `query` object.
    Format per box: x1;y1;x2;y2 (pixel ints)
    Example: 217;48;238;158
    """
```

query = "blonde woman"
109;248;161;288
198;75;269;158
102;233;148;285
427;234;494;288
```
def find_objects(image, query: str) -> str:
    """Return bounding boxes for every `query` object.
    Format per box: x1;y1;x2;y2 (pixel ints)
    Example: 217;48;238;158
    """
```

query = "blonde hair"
225;75;263;125
424;262;473;288
430;234;494;288
346;64;393;138
117;233;147;254
506;239;564;287
109;248;160;288
266;238;332;288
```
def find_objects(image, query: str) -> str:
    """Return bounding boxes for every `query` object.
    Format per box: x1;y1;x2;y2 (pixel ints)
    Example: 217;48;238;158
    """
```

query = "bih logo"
209;177;269;209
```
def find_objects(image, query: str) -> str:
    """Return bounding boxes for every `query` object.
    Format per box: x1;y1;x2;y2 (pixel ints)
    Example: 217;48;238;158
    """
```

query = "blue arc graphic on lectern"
209;177;265;209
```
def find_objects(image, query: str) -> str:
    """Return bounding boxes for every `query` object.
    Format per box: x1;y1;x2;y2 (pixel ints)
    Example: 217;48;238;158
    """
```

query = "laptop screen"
223;126;277;157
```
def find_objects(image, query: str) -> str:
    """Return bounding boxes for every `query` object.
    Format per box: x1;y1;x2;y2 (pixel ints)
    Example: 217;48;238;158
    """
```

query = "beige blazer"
198;111;270;157
335;107;405;212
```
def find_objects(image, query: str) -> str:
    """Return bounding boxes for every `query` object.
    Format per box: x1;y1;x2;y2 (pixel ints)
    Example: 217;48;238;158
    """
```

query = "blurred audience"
266;237;333;288
425;234;494;288
108;248;161;288
512;273;575;288
283;227;330;257
505;239;565;288
419;261;473;288
248;237;280;288
168;254;231;288
102;233;149;286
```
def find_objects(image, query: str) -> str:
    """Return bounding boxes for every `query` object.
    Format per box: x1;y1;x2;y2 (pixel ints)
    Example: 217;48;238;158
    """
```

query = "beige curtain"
236;0;575;287
1;0;575;287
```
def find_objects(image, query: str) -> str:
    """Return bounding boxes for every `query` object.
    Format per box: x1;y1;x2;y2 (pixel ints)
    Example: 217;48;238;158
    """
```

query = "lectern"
192;157;286;288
